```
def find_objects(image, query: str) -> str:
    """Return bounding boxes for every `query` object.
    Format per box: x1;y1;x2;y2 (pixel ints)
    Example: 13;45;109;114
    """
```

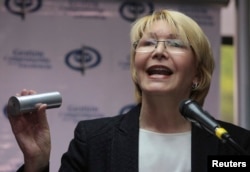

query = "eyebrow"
143;32;180;39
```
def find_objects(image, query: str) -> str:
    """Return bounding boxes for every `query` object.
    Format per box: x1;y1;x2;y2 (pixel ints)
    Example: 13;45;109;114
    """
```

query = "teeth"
147;66;173;75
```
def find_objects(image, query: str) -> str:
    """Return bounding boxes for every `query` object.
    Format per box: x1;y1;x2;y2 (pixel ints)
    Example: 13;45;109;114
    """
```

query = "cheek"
175;54;197;77
181;60;196;73
133;54;148;84
134;54;147;70
179;51;196;68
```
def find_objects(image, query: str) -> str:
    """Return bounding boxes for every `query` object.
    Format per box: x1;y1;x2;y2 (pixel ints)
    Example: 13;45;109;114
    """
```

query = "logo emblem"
119;1;154;22
65;46;101;74
5;0;42;19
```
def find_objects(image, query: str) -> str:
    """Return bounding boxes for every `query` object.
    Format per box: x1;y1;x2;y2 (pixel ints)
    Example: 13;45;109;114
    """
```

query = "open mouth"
146;65;173;76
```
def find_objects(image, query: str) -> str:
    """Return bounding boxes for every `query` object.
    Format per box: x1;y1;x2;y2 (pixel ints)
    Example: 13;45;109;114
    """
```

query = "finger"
20;89;37;96
20;89;28;96
37;104;49;128
28;90;37;95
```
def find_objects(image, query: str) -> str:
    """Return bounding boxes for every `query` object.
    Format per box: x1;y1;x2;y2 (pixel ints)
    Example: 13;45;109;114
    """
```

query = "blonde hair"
130;9;215;106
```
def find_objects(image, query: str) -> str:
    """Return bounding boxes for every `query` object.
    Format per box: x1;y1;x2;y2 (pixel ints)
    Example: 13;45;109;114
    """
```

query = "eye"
139;38;157;47
166;39;186;48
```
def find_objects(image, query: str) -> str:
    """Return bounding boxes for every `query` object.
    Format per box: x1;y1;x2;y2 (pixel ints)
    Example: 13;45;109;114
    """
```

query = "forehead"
142;20;178;38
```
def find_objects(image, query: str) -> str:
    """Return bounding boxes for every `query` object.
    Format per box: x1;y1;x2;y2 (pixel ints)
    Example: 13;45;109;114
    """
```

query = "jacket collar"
110;104;140;172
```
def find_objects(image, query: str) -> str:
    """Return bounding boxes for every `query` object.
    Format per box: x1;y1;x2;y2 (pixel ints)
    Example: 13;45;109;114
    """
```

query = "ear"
192;77;199;85
192;72;200;87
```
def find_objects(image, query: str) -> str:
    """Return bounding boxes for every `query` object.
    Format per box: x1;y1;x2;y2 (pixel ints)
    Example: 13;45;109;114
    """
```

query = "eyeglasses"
133;38;190;54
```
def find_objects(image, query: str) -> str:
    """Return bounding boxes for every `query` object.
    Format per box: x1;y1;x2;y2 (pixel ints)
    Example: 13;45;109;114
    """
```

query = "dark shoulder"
217;120;250;153
218;120;250;134
218;120;250;143
72;104;140;140
75;114;125;136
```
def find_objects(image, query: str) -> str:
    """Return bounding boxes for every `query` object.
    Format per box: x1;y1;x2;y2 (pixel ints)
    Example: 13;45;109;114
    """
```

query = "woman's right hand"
8;89;51;172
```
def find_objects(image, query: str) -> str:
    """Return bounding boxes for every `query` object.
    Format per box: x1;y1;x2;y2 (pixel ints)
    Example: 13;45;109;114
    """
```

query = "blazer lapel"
110;105;140;172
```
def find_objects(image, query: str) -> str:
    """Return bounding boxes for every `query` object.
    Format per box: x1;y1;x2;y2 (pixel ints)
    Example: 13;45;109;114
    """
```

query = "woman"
9;9;250;172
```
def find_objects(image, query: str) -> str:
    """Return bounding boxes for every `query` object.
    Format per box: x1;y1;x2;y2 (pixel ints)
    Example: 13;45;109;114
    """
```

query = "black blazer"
58;104;250;172
18;104;250;172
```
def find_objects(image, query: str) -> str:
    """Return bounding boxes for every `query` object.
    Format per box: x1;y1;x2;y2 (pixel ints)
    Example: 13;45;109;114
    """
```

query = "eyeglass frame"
132;38;191;54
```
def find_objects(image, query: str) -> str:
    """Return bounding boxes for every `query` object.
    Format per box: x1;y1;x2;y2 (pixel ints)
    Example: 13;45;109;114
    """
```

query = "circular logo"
119;1;154;22
65;46;101;73
5;0;42;17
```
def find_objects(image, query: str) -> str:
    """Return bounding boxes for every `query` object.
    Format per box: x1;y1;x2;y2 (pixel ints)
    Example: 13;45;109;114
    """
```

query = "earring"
192;82;199;90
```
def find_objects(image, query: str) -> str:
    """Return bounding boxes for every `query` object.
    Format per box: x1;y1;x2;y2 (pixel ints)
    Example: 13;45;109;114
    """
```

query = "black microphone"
179;99;248;155
179;99;228;139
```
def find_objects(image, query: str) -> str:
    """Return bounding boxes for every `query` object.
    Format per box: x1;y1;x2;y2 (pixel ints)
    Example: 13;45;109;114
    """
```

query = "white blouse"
139;129;191;172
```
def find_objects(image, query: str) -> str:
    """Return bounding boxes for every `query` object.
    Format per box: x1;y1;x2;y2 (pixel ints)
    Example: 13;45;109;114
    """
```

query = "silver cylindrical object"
7;91;62;116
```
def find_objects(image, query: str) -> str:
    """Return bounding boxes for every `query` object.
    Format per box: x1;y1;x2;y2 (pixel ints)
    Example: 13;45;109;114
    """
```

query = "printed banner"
0;1;221;171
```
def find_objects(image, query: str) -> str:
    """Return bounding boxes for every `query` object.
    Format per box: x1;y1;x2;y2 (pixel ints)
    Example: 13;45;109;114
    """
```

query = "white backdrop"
0;1;221;171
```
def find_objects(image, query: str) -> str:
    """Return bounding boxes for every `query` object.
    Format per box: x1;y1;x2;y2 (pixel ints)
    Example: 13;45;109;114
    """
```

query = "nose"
153;41;168;60
155;41;166;52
